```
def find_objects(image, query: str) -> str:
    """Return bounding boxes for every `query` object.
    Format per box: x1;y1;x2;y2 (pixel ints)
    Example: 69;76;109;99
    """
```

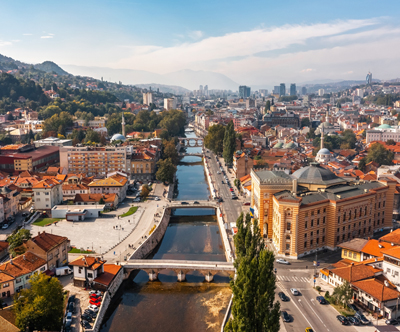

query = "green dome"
378;124;391;129
273;142;284;148
284;142;296;149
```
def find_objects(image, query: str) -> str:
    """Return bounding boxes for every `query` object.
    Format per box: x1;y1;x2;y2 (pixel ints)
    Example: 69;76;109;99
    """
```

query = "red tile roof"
93;264;122;287
30;231;68;252
353;278;400;302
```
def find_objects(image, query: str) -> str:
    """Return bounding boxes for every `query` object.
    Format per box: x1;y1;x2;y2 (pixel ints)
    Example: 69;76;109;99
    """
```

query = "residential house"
74;193;119;208
23;231;69;271
233;152;253;179
0;271;14;299
62;183;89;201
88;173;128;203
0;185;20;220
0;241;9;261
69;255;105;288
32;178;63;211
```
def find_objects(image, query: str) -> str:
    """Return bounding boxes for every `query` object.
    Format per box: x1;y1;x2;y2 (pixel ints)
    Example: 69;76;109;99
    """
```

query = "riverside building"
251;163;396;259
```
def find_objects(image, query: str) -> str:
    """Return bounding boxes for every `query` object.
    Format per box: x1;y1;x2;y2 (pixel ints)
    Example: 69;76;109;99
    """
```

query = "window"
305;221;308;229
304;233;307;238
338;216;340;224
344;250;348;256
323;217;326;224
387;268;391;273
311;220;314;227
317;209;320;214
3;283;9;288
317;219;320;226
48;253;53;260
337;236;339;243
16;277;21;283
310;240;313;246
311;231;313;237
322;236;325;243
79;267;83;273
317;230;319;235
353;252;357;259
88;273;93;278
323;208;326;213
304;242;307;248
286;244;290;250
316;238;319;244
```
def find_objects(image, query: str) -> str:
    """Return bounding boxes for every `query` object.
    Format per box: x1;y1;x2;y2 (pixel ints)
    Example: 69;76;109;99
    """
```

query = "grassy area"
33;218;62;227
68;248;94;254
119;206;138;218
325;296;355;317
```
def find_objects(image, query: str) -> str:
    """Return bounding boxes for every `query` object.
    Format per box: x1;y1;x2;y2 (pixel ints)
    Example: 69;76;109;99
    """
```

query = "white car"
88;304;99;312
290;288;299;296
155;197;160;201
89;290;101;296
1;224;9;229
276;258;290;265
217;171;220;174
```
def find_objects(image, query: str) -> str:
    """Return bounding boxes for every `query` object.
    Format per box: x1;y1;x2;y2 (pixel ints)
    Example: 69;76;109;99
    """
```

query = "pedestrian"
113;226;115;229
118;216;120;219
122;227;124;231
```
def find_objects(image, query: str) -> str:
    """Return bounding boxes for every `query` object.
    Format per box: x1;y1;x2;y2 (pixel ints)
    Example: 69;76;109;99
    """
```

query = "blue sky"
1;0;400;87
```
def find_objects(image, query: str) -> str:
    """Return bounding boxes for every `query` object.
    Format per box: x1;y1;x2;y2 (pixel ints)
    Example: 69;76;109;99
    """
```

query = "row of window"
305;217;326;229
305;208;326;217
304;236;325;248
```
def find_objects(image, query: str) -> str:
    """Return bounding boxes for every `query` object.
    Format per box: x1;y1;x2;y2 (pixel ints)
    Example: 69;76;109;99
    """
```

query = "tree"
140;184;151;198
99;197;105;205
223;121;236;165
331;281;353;308
359;143;394;170
84;128;101;144
163;139;179;164
14;273;64;331
341;129;356;149
301;117;310;128
234;178;241;191
387;139;396;145
156;158;177;183
204;124;225;155
265;100;271;113
7;229;31;257
225;213;280;332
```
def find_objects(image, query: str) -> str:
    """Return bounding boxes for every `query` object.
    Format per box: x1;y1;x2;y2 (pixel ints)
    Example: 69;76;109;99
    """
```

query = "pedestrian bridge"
121;259;235;282
166;201;218;209
179;152;203;157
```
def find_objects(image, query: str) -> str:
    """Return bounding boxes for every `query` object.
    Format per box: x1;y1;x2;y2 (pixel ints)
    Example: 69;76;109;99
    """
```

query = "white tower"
122;112;126;137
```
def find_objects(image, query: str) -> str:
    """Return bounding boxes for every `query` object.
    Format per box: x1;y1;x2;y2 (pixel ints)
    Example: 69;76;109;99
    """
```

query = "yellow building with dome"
251;163;396;259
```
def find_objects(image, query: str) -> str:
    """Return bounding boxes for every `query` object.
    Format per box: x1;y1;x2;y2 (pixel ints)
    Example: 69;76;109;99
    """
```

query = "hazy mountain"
62;65;238;91
134;83;190;95
34;61;68;75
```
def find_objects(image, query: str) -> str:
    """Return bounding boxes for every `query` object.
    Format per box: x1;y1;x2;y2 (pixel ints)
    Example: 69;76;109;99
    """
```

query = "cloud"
114;18;379;74
41;35;53;39
0;40;12;47
300;68;314;73
23;33;33;36
188;30;203;40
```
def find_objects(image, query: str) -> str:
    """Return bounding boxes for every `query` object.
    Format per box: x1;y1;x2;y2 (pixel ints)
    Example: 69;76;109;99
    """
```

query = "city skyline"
0;1;400;88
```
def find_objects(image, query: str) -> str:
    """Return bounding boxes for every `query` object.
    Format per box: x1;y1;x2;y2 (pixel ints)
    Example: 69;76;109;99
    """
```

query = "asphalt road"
276;267;357;332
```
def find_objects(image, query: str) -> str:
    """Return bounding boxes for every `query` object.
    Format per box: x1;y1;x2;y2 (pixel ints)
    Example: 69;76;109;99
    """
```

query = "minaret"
122;112;126;137
320;126;324;150
325;105;330;123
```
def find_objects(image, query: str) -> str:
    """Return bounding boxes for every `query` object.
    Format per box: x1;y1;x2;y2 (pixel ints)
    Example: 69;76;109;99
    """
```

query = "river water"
100;131;231;332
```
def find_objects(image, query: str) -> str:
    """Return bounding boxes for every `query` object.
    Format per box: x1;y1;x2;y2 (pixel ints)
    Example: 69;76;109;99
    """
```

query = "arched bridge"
166;201;218;209
178;137;204;147
179;152;203;158
121;260;235;282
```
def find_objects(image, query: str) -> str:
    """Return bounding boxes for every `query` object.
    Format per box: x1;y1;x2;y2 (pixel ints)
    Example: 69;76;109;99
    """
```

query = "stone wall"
217;207;234;262
107;266;124;297
204;158;217;199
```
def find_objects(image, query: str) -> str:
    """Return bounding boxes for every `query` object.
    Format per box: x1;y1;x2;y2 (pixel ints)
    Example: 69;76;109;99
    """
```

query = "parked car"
305;328;314;332
21;212;28;217
68;295;76;304
88;305;99;312
355;312;370;325
316;296;326;304
181;202;189;205
193;201;200;204
90;294;102;300
348;316;360;325
278;292;289;301
89;299;101;306
67;302;75;314
290;288;299;296
243;202;250;206
65;312;73;323
281;311;291;322
1;224;9;229
154;197;160;201
221;181;224;184
81;320;92;329
81;314;93;322
89;290;101;296
385;318;399;325
232;196;238;200
84;309;97;318
336;315;349;325
276;258;290;265
347;303;359;312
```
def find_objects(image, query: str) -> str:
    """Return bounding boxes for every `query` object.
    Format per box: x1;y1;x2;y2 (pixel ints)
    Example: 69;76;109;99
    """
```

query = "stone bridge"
178;137;204;147
178;152;203;157
166;201;218;209
121;259;235;282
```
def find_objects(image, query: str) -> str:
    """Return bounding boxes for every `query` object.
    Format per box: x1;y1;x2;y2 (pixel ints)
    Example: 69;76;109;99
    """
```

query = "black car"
218;198;224;202
181;202;189;205
278;292;289;301
385;318;398;325
337;315;349;325
316;296;326;304
347;303;359;312
67;302;75;314
348;316;360;325
281;311;291;322
232;196;239;200
355;312;370;325
193;201;200;204
68;295;76;304
84;309;97;318
82;321;92;329
81;314;93;322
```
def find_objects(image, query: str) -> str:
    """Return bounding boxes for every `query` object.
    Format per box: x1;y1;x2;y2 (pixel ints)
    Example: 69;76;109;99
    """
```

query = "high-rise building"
239;86;251;98
259;89;268;96
279;83;286;96
164;98;177;110
246;98;256;109
143;92;153;105
366;72;372;85
301;87;307;95
290;84;296;96
204;85;208;97
273;86;280;94
318;89;325;96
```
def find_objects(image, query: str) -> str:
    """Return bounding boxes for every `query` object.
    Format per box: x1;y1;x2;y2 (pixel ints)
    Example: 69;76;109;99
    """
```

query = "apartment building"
143;92;153;105
131;148;158;181
88;173;128;202
23;231;70;271
75;118;106;128
0;185;20;220
251;163;396;259
32;179;63;211
59;146;131;178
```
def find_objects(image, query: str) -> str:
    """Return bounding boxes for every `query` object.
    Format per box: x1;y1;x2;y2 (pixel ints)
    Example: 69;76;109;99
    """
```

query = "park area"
33;218;63;227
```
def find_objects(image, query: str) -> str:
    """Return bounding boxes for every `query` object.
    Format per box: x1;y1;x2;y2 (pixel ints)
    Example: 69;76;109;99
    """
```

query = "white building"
366;125;400;143
143;92;153;105
32;179;63;210
51;205;105;221
318;89;325;96
34;137;73;148
69;255;105;288
164;97;177;110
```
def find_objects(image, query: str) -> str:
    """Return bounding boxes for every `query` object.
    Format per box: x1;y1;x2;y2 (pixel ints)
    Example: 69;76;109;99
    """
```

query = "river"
100;131;231;332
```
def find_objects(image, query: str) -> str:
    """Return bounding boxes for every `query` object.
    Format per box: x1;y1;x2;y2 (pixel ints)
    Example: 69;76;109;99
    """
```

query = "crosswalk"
276;275;311;283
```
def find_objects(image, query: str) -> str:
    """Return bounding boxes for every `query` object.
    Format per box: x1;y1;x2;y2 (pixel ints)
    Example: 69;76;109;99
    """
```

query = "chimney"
23;255;26;260
385;280;389;287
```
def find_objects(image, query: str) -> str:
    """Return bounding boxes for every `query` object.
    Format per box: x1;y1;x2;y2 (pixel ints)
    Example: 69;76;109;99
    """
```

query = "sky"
1;0;400;88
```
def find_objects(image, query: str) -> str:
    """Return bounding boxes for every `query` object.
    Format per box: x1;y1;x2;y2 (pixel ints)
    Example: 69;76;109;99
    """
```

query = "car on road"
154;197;160;201
290;288;299;296
232;196;238;200
89;290;101;296
229;188;234;192
221;181;224;184
243;202;250;206
181;202;189;205
276;258;290;265
336;315;349;325
278;292;289;301
218;198;224;202
88;304;99;312
385;318;399;325
348;316;360;325
193;201;200;204
305;328;314;332
1;223;9;229
281;311;291;322
355;312;370;325
316;296;326;304
22;212;28;217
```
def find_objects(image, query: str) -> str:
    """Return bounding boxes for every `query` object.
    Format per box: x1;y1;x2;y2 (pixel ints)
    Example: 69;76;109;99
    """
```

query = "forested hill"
34;61;68;75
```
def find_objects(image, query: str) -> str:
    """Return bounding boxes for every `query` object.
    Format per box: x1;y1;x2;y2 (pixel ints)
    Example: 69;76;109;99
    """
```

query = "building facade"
32;179;63;211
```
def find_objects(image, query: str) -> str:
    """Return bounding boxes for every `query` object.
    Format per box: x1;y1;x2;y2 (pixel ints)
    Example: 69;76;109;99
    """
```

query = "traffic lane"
300;287;357;332
276;282;320;332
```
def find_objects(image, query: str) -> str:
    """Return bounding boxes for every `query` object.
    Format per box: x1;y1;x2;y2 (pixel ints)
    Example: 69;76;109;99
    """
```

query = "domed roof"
321;121;331;127
110;134;126;142
317;148;331;155
378;124;391;129
273;142;284;148
292;163;346;186
284;142;296;149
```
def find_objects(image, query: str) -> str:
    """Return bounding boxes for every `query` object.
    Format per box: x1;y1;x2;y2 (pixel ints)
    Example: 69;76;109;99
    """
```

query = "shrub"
325;291;330;298
315;286;321;292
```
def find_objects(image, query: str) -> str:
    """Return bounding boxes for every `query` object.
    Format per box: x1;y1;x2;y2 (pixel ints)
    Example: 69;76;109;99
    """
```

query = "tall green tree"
359;142;394;171
7;229;31;257
265;100;271;113
223;121;236;164
331;281;353;308
163;139;179;164
156;158;177;183
204;124;225;154
14;273;64;331
225;213;280;332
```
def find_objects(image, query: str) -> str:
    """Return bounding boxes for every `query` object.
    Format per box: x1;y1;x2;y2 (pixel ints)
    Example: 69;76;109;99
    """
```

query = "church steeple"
121;112;126;137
